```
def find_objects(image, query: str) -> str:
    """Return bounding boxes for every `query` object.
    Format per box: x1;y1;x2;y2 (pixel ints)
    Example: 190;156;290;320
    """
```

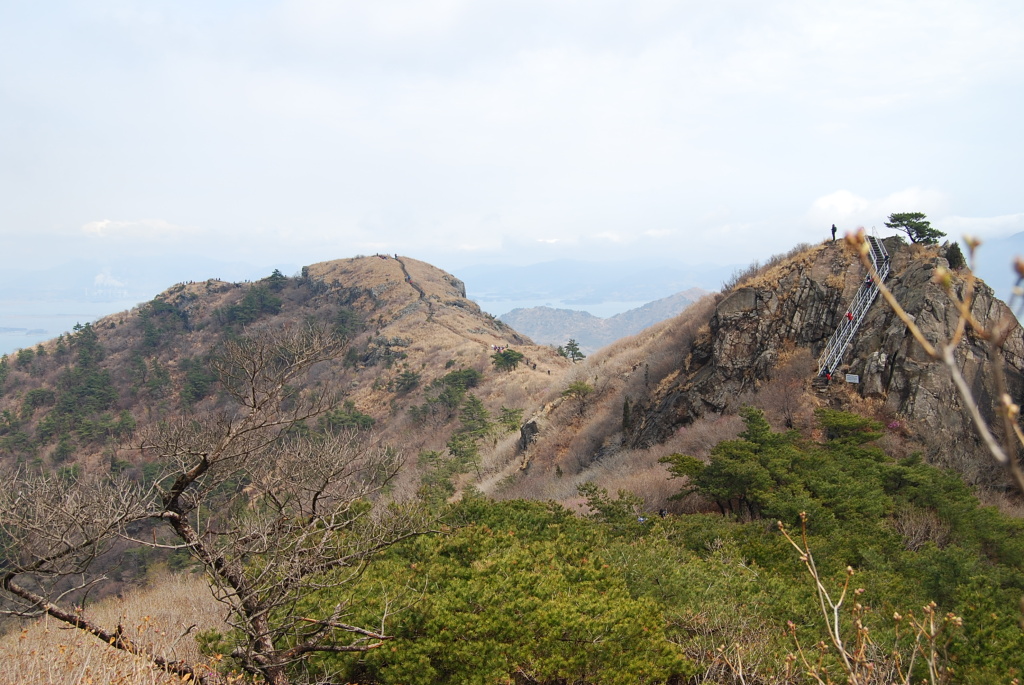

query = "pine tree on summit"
884;211;945;244
266;268;288;292
491;348;524;371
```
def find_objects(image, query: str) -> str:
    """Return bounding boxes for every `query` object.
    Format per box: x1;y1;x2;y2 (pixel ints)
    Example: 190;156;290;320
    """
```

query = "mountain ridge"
500;287;709;353
2;243;1021;500
495;238;1024;502
3;243;1024;684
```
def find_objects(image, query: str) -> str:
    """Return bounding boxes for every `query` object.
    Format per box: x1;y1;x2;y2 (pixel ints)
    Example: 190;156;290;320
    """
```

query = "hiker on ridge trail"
831;224;837;241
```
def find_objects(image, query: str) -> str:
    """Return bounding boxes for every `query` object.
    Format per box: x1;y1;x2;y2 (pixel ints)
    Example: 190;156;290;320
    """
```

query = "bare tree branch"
1;322;430;685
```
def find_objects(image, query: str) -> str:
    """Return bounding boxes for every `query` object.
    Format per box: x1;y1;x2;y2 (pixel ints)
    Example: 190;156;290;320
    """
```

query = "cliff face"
626;239;1024;483
852;246;1024;473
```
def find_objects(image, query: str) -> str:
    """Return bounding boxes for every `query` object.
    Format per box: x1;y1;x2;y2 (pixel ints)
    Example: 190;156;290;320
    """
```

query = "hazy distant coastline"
0;327;47;334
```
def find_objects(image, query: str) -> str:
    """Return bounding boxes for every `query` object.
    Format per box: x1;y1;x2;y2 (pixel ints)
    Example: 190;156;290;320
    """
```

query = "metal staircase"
817;232;890;378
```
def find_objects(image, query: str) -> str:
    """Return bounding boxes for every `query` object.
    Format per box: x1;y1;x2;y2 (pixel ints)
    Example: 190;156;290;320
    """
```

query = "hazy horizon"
0;252;735;355
4;3;1023;266
3;2;1023;352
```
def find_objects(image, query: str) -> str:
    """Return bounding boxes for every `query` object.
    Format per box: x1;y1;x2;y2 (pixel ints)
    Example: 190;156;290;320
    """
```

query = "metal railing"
817;231;890;377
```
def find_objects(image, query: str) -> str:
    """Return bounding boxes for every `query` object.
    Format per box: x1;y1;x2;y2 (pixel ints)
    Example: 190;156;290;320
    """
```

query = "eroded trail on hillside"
395;257;427;301
394;255;466;339
394;255;530;357
394;255;438;326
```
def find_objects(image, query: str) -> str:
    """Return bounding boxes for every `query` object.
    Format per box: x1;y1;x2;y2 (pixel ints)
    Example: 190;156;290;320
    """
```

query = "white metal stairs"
816;233;890;378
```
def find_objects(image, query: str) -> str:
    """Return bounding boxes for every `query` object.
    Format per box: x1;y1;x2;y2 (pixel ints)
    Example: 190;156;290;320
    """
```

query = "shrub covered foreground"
195;410;1024;683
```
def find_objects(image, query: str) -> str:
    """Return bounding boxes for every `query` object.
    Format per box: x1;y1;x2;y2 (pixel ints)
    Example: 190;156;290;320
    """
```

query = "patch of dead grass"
0;571;229;685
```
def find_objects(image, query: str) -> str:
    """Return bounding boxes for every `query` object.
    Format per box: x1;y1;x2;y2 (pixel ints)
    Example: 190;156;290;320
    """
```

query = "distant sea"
0;298;142;356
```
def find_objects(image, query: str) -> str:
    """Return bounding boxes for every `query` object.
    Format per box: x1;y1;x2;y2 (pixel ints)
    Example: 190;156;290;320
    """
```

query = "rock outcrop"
626;239;1024;484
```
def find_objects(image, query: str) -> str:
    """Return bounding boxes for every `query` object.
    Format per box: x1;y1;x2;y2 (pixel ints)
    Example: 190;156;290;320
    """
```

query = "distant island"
0;327;47;335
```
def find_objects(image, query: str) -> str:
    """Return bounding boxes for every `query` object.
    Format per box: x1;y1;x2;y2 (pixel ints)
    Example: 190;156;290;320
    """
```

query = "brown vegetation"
484;235;1024;524
1;324;434;684
0;572;226;685
4;241;1024;682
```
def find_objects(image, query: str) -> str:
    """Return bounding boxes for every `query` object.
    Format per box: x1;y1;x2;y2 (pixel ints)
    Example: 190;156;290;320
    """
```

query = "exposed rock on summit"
626;239;1024;484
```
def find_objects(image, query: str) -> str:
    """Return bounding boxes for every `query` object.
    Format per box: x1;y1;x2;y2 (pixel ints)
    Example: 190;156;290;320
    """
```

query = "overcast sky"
3;0;1024;276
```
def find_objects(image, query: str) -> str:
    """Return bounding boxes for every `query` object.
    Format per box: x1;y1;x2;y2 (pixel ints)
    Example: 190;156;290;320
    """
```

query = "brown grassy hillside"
0;256;572;482
3;241;1024;684
3;241;1019;517
0;572;226;685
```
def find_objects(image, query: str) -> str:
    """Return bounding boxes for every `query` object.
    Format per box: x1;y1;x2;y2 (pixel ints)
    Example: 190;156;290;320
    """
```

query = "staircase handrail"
817;230;890;376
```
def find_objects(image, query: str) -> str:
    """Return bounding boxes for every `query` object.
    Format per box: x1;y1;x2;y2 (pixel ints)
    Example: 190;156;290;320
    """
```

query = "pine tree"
562;339;586;363
884;212;945;244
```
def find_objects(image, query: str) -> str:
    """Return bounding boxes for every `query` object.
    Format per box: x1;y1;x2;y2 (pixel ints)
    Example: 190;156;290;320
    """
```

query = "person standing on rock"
831;224;837;241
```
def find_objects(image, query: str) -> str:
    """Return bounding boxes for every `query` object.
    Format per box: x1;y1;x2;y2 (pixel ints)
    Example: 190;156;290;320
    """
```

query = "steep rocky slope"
3;242;1020;508
495;238;1024;503
628;240;1023;474
5;245;1023;685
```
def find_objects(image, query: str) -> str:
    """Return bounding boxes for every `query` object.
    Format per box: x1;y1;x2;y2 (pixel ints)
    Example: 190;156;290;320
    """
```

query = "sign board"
845;374;860;383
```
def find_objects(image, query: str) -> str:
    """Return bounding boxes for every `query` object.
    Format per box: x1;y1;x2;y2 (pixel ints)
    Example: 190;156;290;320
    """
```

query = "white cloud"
939;213;1024;241
592;231;628;243
3;1;1022;276
879;188;949;217
93;271;126;288
807;188;950;232
354;242;391;253
279;0;470;44
810;190;871;220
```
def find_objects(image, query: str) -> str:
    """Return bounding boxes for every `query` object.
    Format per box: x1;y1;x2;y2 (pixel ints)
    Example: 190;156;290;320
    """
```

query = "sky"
2;1;1024;285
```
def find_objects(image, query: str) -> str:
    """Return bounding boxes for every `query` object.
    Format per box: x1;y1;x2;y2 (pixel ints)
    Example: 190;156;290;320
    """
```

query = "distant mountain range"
499;288;710;352
458;258;736;306
7;233;1018;359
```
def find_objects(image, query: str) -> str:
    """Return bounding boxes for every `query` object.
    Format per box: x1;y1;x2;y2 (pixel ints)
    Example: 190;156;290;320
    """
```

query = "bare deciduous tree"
1;323;427;685
780;514;961;685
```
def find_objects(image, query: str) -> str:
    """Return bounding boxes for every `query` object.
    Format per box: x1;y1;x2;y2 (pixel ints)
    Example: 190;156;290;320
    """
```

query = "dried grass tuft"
0;572;228;685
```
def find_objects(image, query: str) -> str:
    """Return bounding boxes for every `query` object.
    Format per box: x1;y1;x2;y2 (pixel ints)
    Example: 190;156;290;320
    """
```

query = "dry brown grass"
0;572;229;685
656;413;745;460
721;242;820;293
741;346;820;432
483;290;733;505
0;255;579;523
891;504;952;551
975;488;1024;518
493;405;747;510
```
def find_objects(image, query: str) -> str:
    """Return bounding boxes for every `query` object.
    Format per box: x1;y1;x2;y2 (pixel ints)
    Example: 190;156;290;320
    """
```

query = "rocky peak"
627;239;1024;484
